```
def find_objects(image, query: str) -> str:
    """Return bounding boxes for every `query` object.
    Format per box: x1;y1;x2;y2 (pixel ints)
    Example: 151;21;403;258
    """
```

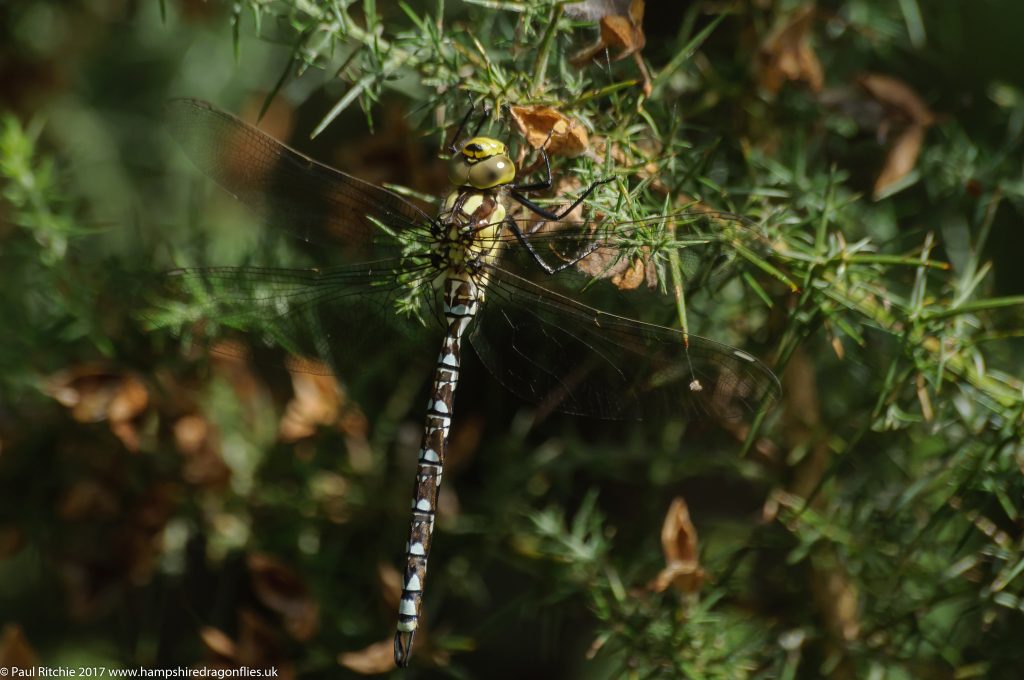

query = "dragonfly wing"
166;99;435;257
153;260;440;379
494;209;766;293
469;265;780;421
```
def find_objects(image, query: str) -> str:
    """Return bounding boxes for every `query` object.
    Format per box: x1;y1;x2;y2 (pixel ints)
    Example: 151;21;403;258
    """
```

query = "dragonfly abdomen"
395;275;482;667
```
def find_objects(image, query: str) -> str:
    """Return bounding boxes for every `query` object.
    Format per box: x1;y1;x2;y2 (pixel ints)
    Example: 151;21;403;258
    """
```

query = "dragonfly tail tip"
394;630;416;668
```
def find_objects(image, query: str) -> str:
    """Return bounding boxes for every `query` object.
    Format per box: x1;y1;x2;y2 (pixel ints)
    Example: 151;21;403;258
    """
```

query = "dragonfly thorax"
448;136;516;190
434;189;506;276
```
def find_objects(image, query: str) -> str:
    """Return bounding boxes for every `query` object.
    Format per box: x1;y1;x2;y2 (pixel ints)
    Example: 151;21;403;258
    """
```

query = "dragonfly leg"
510;173;615;222
447;106;474;154
447;95;489;154
505;216;602;275
448;99;493;154
510;146;554;193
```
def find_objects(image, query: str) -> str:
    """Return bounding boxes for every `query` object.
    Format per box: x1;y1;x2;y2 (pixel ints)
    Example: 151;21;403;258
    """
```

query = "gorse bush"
1;1;1023;678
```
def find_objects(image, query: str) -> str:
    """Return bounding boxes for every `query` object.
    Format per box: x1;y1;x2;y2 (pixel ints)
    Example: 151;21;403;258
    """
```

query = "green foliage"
2;1;1024;679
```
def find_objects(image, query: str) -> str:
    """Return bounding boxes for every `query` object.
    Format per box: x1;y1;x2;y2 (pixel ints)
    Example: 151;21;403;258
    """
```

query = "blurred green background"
2;1;1024;678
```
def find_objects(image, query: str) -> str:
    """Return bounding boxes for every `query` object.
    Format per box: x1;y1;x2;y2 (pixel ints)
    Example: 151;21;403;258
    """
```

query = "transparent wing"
166;99;435;258
152;259;440;378
477;208;776;293
469;264;780;421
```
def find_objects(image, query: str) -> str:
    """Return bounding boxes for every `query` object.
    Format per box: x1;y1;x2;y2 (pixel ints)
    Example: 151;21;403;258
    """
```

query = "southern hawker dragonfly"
161;98;781;667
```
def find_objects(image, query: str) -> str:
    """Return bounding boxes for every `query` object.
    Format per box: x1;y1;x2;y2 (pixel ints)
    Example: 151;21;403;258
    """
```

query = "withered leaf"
857;74;935;198
377;561;403;611
247;553;320;641
648;496;705;594
234;609;294;678
279;371;342;442
338;639;397;675
0;624;37;669
0;526;25;559
44;365;149;451
858;73;935;127
575;243;657;290
200;626;237;659
57;480;121;521
567;0;650;95
873;116;927;197
567;0;646;55
173;415;231;489
757;5;823;94
310;471;350;524
574;244;625;279
611;261;644;289
812;567;861;642
509;105;589;158
611;252;658;290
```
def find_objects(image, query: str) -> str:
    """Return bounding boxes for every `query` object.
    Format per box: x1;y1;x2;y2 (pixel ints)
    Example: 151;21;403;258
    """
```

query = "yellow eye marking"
461;137;507;161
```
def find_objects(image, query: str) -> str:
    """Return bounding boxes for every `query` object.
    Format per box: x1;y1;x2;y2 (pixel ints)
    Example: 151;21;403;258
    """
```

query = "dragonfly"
161;98;781;667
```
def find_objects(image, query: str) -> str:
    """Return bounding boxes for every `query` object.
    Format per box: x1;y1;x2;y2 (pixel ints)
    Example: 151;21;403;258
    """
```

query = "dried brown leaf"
873;124;926;197
858;73;935;126
107;374;149;422
648;497;704;593
174;415;231;488
57;480;121;521
311;471;350;524
133;482;179;531
610;254;659;290
916;372;934;422
43;365;149;451
568;0;646;57
234;609;292;676
568;0;650;94
757;5;823;93
576;244;657;290
574;244;628;279
340;405;373;472
446;412;484;471
611;258;646;290
339;406;369;438
508;105;589;158
279;371;342;442
0;624;37;669
812;566;861;642
830;334;846;361
600;14;643;55
247;553;320;641
377;561;403;611
0;526;24;559
110;421;140;452
200;626;237;659
338;639;397;675
853;74;935;198
173;414;209;454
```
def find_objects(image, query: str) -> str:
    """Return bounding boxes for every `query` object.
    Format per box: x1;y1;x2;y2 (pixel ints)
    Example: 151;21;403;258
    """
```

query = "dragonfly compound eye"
448;156;472;187
467;154;515;189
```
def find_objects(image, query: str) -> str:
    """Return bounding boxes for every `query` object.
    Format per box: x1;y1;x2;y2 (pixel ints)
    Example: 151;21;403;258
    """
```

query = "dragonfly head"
449;136;516;190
